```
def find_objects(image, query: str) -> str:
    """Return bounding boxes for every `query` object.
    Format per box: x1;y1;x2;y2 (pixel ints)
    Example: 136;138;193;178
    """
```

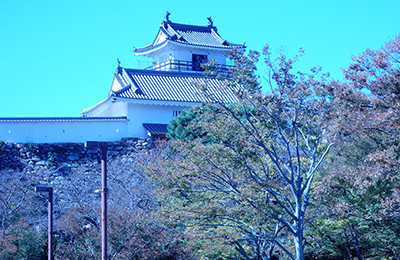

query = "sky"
0;0;399;117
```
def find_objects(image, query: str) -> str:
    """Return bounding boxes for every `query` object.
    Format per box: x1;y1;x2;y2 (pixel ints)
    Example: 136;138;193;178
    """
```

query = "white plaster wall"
0;121;127;143
171;47;227;65
91;101;128;117
150;45;228;66
127;103;192;137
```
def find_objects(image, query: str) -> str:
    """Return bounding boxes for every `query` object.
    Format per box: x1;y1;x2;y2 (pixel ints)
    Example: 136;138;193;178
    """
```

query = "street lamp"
85;141;108;260
35;186;53;260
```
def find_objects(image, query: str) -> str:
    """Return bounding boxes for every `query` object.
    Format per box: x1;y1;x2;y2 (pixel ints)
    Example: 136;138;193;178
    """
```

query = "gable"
153;29;169;46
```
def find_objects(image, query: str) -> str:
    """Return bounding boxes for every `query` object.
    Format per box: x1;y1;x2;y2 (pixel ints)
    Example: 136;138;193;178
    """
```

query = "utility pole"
85;141;108;260
35;186;53;260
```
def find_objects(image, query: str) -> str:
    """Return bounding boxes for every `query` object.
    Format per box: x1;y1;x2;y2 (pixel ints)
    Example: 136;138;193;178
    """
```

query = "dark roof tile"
143;123;168;134
135;20;245;54
111;69;238;104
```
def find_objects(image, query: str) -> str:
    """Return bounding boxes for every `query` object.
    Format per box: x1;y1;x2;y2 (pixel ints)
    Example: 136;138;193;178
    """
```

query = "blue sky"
0;0;399;117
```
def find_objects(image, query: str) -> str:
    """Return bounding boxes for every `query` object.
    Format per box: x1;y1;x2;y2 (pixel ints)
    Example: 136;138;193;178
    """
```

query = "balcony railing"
144;59;233;72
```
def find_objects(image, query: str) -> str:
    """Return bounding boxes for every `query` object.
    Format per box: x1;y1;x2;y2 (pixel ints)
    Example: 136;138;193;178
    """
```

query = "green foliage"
25;143;36;152
167;104;258;145
167;108;203;141
46;152;57;167
0;222;47;260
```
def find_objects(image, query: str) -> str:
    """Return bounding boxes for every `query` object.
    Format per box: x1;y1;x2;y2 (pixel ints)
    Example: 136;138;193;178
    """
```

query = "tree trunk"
294;198;305;260
294;229;304;260
349;227;363;260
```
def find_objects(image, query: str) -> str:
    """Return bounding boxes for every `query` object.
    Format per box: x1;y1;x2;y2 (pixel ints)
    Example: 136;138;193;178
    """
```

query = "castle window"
192;54;207;71
173;110;181;117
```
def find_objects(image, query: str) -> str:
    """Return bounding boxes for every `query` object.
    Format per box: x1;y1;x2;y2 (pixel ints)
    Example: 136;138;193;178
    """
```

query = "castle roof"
134;14;245;56
109;67;238;104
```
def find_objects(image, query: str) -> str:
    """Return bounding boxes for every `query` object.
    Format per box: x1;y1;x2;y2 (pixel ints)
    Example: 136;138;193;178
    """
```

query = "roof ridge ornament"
162;11;171;29
207;17;213;27
165;11;171;22
115;58;122;74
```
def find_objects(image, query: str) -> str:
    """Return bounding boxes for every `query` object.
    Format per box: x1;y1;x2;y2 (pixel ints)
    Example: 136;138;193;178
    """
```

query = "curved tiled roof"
111;68;238;104
143;123;168;134
135;19;245;54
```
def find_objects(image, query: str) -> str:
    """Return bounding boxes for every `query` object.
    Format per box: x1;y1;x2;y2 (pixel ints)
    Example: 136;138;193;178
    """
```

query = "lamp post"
35;186;53;260
85;141;108;260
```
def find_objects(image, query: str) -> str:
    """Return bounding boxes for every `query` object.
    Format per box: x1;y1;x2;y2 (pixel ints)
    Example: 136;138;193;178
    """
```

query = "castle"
0;13;244;143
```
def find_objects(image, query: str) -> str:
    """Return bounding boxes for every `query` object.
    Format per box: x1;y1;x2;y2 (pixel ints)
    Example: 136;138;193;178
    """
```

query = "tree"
167;108;203;141
309;35;400;259
0;168;48;259
145;47;332;260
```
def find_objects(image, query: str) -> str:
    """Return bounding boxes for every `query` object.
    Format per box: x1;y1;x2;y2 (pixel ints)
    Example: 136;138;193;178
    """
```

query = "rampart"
0;137;152;170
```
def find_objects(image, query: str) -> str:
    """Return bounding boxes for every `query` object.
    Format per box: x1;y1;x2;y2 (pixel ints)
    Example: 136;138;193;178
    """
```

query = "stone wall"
0;137;153;170
0;136;159;240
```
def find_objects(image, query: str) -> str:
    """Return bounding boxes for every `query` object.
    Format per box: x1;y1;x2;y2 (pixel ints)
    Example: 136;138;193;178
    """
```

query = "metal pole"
35;186;53;260
84;141;108;259
101;142;108;260
48;187;53;260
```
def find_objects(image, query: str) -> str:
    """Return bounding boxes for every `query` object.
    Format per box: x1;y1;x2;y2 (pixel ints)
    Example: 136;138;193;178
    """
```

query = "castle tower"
134;12;245;72
82;13;244;138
